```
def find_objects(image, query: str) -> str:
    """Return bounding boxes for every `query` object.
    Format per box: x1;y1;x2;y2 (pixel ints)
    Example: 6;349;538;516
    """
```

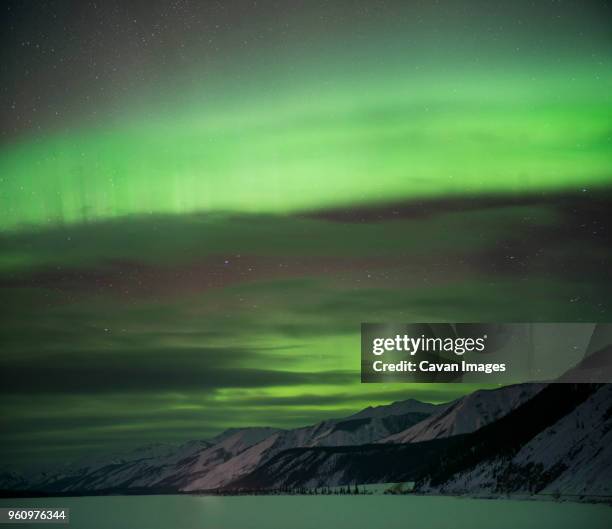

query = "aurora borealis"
1;66;611;229
1;0;612;468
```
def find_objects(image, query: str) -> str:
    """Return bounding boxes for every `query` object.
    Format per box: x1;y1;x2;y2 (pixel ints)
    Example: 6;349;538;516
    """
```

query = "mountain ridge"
0;396;441;493
3;383;609;502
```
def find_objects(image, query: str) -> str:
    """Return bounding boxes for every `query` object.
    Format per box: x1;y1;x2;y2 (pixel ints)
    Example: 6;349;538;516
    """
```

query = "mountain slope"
9;397;439;493
381;384;543;444
418;383;612;498
35;428;279;493
227;438;462;490
229;384;606;494
181;410;431;490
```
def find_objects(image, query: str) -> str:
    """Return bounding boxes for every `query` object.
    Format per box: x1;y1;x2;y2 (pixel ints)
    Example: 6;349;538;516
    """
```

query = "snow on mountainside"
11;383;607;500
181;409;430;490
34;427;279;492
231;384;609;494
419;384;612;498
226;385;546;491
228;438;459;490
162;427;283;490
69;441;202;473
275;410;431;450
182;431;282;490
381;384;544;444
30;440;209;492
512;383;612;496
204;428;280;457
10;397;438;493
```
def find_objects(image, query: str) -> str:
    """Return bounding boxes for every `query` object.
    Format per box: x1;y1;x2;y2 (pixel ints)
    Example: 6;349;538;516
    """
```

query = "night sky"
1;1;611;468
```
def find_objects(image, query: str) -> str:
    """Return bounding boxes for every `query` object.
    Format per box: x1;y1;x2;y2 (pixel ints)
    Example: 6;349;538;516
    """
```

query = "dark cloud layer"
1;193;612;466
0;362;353;395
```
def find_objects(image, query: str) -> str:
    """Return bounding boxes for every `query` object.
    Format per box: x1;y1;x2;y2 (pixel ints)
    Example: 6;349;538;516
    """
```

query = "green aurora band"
1;64;611;230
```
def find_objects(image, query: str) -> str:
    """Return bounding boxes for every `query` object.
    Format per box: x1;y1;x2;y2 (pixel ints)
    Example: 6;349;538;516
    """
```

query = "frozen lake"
1;494;611;529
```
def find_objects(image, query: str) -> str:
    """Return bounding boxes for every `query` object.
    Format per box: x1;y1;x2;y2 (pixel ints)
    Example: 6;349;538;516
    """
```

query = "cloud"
0;344;355;395
1;193;611;465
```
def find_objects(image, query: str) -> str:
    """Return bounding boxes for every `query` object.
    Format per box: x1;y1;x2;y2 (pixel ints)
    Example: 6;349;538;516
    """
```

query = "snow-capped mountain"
181;430;282;491
33;428;279;492
229;384;609;494
381;384;544;443
5;397;437;493
8;383;608;501
179;407;435;491
226;384;540;490
228;385;548;490
418;384;612;498
181;408;432;490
